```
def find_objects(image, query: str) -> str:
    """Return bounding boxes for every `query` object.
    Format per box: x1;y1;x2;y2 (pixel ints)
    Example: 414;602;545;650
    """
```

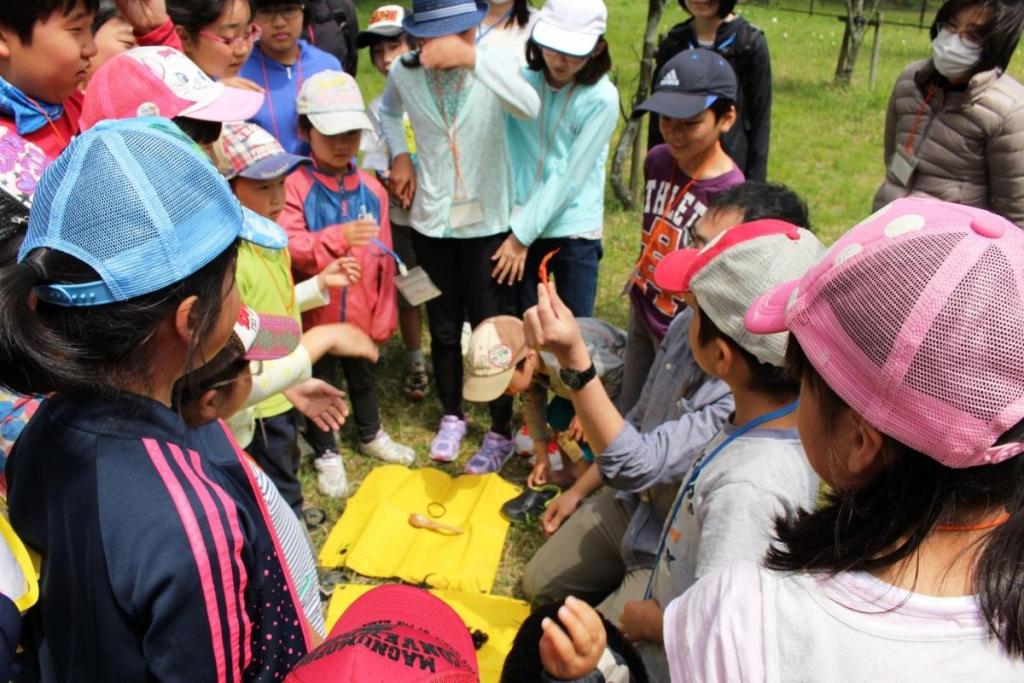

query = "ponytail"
0;244;238;398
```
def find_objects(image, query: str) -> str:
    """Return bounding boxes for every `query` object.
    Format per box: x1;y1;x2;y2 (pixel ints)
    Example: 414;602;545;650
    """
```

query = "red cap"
285;585;479;682
80;46;264;131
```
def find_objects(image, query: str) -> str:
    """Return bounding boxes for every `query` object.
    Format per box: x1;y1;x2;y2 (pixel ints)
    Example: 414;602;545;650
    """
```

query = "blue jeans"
520;237;603;318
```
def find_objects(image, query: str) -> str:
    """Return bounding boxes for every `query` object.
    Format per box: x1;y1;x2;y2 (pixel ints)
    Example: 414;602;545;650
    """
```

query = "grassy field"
305;1;1024;601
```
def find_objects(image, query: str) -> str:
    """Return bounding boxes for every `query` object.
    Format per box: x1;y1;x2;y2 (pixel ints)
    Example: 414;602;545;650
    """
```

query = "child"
357;5;430;402
462;314;625;485
176;304;332;641
0;0;180;160
83;0;138;85
477;0;537;62
381;0;540;464
167;0;261;84
650;0;772;181
542;199;1024;682
282;70;416;467
499;0;618;318
240;0;341;155
79;45;264;156
524;218;823;679
620;47;745;413
1;117;310;680
219;120;379;508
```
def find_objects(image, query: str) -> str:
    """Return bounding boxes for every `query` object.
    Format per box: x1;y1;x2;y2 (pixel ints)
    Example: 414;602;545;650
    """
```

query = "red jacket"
0;19;181;160
281;163;398;342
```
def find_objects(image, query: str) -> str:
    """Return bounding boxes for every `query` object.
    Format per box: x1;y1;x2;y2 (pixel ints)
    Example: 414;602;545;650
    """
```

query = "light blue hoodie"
506;69;619;245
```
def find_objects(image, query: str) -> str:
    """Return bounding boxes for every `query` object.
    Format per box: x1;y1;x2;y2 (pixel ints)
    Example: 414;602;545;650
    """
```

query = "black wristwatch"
559;362;597;391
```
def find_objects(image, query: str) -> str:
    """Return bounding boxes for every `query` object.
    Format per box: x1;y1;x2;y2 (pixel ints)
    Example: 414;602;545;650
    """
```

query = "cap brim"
463;367;515;403
307;111;374;136
330;585;477;671
181;83;265;123
234;153;310;181
744;278;800;336
402;5;487;38
239;206;288;250
531;21;600;57
653;248;701;293
356;25;405;48
635;91;718;120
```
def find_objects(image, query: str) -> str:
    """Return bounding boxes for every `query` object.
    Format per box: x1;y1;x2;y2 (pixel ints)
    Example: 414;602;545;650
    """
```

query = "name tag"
449;198;485;229
890;147;918;187
395;266;442;306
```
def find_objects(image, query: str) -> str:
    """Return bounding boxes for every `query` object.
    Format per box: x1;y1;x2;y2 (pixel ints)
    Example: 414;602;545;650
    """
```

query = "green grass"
307;1;1024;603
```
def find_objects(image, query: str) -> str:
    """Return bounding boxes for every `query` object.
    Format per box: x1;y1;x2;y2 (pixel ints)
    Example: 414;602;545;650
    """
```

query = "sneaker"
360;429;416;466
314;450;348;498
464;431;515;475
430;415;467;462
403;361;429;401
500;485;560;524
513;424;534;456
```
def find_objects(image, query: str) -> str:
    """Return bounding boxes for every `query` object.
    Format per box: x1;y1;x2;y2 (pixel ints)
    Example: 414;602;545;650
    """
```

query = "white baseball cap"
296;71;374;136
531;0;607;57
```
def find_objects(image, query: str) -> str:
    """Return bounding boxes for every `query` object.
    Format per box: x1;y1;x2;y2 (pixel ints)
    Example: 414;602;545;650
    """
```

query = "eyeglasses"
936;21;983;50
199;23;262;50
208;360;263;390
254;4;305;22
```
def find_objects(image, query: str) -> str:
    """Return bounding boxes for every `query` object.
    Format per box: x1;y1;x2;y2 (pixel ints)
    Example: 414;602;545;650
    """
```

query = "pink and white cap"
745;198;1024;469
234;305;301;362
79;46;265;131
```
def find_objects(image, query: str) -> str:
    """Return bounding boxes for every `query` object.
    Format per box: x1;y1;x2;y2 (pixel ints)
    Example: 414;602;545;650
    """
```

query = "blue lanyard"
371;237;407;275
476;9;513;44
642;399;799;600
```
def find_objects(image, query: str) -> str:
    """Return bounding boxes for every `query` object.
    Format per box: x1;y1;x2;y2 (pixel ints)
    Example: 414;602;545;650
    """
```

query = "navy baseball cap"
20;117;287;307
636;48;738;119
403;0;487;38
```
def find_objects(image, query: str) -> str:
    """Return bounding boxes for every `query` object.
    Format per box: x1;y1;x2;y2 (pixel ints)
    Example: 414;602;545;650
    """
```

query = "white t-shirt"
664;560;1024;682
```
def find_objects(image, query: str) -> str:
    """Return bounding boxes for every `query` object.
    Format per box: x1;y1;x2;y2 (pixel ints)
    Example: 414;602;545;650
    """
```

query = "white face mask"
931;28;982;80
489;0;514;5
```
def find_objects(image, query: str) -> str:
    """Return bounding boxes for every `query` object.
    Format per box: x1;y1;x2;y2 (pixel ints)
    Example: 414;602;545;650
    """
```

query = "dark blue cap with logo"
636;48;738;119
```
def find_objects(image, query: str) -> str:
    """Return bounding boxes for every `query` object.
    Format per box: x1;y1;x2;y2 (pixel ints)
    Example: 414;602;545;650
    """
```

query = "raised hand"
317;256;362;291
284;379;348;432
539;596;607;680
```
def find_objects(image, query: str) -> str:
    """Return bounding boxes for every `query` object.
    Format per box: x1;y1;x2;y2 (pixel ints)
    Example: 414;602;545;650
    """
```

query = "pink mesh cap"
745;198;1024;469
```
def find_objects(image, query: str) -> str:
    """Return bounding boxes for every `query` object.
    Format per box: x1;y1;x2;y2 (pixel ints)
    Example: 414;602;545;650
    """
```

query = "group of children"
1;0;1023;681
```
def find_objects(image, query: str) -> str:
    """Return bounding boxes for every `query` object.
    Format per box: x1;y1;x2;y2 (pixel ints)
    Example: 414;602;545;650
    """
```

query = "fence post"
869;13;883;89
809;0;814;16
629;118;643;198
919;0;927;28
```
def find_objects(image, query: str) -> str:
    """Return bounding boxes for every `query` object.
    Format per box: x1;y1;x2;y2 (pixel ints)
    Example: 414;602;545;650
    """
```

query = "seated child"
463;314;626;521
176;303;335;640
357;4;429;402
218;120;379;509
620;48;746;413
0;0;180;160
523;218;824;679
282;71;415;469
241;0;342;154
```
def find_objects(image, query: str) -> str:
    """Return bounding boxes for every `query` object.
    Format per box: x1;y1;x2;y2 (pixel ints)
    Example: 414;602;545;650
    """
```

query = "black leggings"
304;355;381;452
411;230;518;437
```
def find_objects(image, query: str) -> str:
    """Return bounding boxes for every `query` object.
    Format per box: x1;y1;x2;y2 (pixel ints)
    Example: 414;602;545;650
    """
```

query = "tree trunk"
834;0;881;86
611;0;668;210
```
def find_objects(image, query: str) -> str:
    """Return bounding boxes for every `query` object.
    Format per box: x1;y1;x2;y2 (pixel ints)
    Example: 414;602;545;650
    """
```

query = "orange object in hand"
539;248;561;288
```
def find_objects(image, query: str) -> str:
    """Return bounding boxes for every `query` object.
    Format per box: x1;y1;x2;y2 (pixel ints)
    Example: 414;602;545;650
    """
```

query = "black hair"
167;0;247;35
174;334;247;409
677;0;737;20
500;602;649;683
362;31;418;53
0;0;99;44
524;36;612;87
173;116;224;146
297;113;312;136
250;0;310;25
696;304;798;401
505;0;533;29
0;242;238;398
0;192;29;265
91;0;120;33
767;337;1024;657
708;97;736;122
707;181;812;231
930;0;1024;73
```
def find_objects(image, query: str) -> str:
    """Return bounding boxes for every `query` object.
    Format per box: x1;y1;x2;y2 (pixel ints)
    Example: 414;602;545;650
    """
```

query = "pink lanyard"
429;69;469;197
259;49;304;143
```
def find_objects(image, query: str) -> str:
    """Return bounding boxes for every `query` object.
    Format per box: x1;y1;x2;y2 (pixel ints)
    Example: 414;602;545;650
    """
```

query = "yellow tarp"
326;584;530;683
319;465;521;593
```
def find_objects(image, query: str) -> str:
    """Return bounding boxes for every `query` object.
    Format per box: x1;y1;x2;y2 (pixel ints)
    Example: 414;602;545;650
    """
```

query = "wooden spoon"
408;513;464;535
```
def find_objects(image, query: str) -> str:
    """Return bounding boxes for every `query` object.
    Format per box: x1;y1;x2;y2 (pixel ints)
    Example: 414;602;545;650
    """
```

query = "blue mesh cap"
19;117;287;307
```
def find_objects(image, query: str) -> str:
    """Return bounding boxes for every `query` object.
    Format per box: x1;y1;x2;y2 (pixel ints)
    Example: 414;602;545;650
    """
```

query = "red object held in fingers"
539;247;561;286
